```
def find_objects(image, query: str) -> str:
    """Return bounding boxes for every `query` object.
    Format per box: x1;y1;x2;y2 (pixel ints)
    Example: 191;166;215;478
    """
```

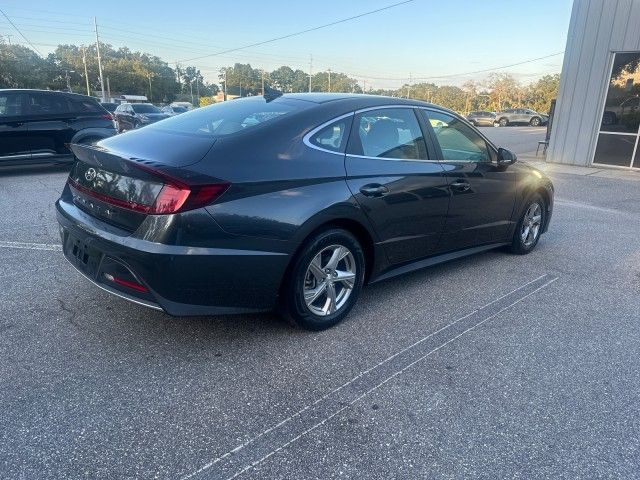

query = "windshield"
173;106;188;113
132;104;161;114
146;96;309;137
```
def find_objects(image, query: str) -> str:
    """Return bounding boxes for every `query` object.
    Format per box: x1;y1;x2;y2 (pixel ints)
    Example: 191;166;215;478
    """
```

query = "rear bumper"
56;199;290;316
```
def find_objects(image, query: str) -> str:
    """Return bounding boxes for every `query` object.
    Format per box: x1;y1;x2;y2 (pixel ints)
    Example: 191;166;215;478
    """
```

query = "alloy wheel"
303;244;356;316
521;202;542;247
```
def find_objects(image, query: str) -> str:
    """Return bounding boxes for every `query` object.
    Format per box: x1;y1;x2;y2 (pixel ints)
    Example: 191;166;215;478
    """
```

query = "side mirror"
497;147;517;165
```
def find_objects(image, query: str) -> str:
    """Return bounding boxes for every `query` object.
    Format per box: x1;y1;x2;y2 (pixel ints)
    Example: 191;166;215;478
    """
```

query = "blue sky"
0;0;573;89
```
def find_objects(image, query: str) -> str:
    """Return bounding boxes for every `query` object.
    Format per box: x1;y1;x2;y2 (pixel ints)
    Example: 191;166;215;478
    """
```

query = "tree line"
0;39;559;113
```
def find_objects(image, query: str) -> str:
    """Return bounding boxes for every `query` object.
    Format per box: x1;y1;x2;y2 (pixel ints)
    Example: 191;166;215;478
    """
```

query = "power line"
0;8;42;55
176;0;416;63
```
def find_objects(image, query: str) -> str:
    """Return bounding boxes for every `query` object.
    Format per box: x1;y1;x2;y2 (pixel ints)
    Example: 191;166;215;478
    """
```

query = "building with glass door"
548;0;640;170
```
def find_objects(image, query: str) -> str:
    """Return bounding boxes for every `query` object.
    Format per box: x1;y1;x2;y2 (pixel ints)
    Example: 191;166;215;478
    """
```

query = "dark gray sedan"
56;93;554;330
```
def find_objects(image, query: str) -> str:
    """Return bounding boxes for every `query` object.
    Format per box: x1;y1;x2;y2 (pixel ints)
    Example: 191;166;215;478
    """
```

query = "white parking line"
230;277;559;480
0;241;62;251
180;274;558;480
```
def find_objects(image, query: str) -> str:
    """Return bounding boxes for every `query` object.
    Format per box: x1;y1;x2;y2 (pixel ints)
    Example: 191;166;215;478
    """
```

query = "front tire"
281;229;365;330
530;117;541;126
509;194;545;254
499;117;509;127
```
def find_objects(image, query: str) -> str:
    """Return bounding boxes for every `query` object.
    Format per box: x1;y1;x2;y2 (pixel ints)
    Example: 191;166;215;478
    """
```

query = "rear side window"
145;96;309;137
0;92;24;116
27;93;70;115
309;117;352;152
423;110;491;162
348;108;427;160
70;98;102;113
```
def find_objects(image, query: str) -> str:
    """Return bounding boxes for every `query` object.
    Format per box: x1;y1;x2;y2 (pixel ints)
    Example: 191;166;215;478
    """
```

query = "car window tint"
70;98;102;113
350;108;427;160
424;110;490;162
146;96;309;137
0;93;23;116
309;118;351;152
28;93;70;115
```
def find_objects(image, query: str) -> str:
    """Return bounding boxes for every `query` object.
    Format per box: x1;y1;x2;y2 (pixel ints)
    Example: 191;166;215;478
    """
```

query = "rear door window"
348;108;427;160
27;93;71;116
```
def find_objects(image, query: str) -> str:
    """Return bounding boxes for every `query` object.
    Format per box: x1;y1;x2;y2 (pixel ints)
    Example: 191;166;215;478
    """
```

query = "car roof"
0;88;99;101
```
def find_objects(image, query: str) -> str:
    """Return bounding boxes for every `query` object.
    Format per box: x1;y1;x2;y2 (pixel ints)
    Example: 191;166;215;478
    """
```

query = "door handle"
450;179;471;192
359;184;389;197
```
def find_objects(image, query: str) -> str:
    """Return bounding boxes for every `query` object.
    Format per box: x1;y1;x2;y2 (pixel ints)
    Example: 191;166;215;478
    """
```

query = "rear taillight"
68;166;229;215
102;113;114;121
152;183;229;214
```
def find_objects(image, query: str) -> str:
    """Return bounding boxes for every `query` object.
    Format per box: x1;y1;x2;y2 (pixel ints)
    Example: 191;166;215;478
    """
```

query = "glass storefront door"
593;52;640;169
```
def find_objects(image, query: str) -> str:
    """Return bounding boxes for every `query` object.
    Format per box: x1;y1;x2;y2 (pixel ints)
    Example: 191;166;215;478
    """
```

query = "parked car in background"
100;102;118;113
56;93;554;331
0;89;116;168
113;103;170;132
602;96;640;126
161;105;189;116
466;111;496;126
170;101;194;110
495;108;548;127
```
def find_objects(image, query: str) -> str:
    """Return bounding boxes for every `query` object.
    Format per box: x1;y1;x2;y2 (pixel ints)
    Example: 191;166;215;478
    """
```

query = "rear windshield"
146;96;309;137
132;104;161;114
173;106;187;113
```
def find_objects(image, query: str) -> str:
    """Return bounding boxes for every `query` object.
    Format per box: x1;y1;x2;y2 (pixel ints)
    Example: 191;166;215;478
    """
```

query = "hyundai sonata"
56;93;553;330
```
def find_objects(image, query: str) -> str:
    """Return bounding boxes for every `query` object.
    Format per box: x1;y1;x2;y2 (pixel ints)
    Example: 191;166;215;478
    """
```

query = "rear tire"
499;117;508;127
509;193;545;255
281;229;365;330
530;117;541;127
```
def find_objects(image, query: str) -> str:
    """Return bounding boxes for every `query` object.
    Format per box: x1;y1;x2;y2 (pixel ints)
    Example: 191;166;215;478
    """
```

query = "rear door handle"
450;179;471;192
360;184;389;197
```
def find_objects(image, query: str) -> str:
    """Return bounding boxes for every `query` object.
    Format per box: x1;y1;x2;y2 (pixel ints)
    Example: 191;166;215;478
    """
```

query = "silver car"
495;108;548;127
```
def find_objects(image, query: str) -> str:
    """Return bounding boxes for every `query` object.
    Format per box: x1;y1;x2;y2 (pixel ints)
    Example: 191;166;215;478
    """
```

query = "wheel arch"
282;214;379;294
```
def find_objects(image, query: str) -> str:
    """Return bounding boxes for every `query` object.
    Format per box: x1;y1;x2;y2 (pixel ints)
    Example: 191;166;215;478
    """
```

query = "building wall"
548;0;640;166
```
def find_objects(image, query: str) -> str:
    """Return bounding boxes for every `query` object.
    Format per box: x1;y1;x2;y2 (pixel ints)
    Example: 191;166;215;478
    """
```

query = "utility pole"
147;73;152;102
308;54;312;93
195;75;200;105
363;79;367;93
189;80;193;104
82;46;90;96
261;70;265;96
106;76;111;100
223;69;227;101
94;17;106;101
407;73;412;99
327;68;331;93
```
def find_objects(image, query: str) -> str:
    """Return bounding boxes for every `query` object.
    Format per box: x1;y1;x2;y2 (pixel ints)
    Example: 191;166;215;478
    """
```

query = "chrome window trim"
303;111;355;156
303;103;498;163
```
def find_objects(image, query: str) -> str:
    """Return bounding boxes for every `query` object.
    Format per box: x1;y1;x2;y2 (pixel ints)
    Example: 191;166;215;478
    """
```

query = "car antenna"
263;83;283;102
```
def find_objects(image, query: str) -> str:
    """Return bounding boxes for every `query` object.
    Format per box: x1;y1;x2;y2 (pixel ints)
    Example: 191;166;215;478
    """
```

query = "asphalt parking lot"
1;127;640;479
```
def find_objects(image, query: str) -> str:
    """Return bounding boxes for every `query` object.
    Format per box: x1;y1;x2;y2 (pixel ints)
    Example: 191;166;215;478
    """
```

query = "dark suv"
0;89;116;168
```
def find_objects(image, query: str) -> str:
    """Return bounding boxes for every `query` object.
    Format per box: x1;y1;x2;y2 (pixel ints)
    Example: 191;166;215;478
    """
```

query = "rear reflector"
104;273;149;293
